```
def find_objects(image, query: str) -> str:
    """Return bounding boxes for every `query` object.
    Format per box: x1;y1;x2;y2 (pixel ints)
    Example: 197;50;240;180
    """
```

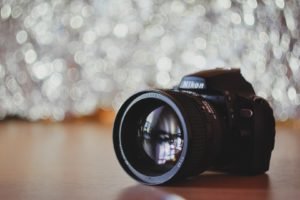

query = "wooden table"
0;121;299;200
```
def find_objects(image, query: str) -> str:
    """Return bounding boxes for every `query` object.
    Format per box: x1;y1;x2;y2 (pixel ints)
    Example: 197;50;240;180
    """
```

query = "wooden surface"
0;121;299;200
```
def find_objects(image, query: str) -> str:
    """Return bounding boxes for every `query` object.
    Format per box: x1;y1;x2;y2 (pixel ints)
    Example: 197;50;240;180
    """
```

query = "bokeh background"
0;0;299;121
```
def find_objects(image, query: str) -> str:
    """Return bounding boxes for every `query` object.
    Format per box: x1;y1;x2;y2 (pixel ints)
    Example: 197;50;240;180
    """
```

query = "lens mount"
113;90;221;185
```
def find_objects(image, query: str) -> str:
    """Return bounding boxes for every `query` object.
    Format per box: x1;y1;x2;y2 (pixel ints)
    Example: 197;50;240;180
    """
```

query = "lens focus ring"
165;91;220;180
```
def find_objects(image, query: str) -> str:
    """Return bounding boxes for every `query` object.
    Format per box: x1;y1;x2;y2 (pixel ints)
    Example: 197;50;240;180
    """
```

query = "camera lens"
138;105;183;169
113;90;221;185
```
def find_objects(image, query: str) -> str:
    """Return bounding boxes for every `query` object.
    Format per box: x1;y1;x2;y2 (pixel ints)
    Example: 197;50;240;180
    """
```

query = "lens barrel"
113;90;222;185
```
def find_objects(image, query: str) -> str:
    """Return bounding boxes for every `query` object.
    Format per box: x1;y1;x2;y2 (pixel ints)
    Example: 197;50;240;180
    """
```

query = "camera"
113;68;275;185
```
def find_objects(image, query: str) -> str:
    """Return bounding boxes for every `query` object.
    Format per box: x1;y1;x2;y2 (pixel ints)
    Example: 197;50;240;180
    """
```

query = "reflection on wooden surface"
0;121;299;200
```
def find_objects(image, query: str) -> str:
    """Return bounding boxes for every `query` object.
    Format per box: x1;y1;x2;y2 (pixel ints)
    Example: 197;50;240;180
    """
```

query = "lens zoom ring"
165;91;211;179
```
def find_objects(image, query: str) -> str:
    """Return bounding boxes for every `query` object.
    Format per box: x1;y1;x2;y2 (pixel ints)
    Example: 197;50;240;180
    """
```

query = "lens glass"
138;105;184;169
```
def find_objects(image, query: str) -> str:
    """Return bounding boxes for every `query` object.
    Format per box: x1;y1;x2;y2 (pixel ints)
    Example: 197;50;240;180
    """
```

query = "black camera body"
113;68;275;185
177;68;275;174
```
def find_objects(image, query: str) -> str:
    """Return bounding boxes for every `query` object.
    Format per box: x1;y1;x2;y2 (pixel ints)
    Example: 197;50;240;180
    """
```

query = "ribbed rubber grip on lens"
165;91;220;180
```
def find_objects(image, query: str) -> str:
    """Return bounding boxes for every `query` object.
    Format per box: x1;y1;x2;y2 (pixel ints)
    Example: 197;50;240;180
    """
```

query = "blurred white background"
0;0;299;121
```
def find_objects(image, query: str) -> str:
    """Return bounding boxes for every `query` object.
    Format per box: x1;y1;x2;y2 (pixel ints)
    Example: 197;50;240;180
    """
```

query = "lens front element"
139;105;183;167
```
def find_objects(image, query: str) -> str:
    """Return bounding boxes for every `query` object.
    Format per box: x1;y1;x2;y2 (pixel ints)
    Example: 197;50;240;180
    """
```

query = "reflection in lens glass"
139;106;183;166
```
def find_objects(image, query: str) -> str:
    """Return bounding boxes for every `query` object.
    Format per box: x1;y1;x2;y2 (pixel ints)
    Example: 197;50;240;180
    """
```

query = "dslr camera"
113;68;275;185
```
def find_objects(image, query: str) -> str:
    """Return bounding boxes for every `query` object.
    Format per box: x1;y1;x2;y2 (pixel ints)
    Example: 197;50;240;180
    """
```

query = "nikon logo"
180;80;205;89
